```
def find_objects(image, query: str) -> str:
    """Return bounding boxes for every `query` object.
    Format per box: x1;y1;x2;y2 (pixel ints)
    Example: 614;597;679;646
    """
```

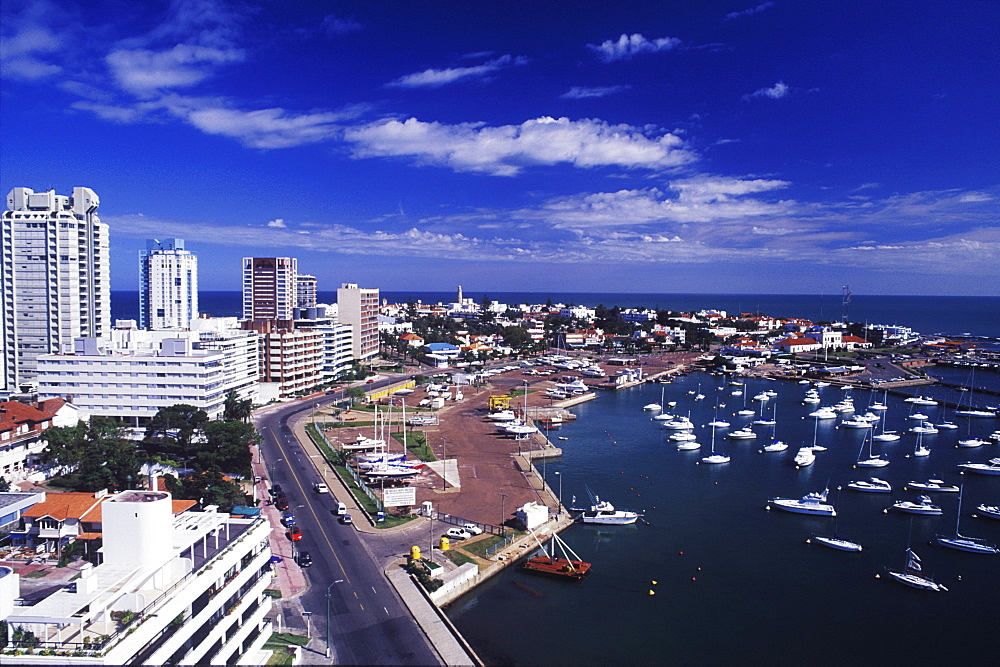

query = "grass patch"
263;633;309;666
23;570;49;578
263;588;282;599
268;633;310;647
265;649;294;666
390;431;437;462
446;549;477;567
461;534;507;559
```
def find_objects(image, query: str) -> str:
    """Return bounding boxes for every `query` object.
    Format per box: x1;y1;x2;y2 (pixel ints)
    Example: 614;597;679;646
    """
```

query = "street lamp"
326;580;342;658
302;611;312;639
499;492;509;532
553;471;562;516
441;436;447;491
268;458;284;486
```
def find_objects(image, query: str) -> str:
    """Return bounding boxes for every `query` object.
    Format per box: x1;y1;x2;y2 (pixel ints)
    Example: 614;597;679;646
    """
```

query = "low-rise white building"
36;322;259;426
1;490;273;665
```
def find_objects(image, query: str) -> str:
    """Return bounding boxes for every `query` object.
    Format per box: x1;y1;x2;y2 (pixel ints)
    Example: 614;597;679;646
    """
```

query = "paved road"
256;385;440;665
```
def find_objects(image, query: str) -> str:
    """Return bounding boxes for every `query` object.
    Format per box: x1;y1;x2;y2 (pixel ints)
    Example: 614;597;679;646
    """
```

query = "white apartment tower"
296;273;318;308
242;257;296;322
337;283;379;361
1;187;109;391
139;238;198;330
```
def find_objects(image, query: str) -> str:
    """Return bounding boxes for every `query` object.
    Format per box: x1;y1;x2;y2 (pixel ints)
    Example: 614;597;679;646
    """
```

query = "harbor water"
446;372;1000;665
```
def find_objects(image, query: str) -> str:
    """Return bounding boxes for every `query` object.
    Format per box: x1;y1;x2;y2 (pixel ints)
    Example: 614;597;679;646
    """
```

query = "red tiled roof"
24;492;105;521
842;335;869;343
776;337;819;346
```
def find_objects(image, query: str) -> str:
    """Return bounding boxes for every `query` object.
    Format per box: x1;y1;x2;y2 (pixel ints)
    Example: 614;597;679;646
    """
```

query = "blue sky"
2;0;998;296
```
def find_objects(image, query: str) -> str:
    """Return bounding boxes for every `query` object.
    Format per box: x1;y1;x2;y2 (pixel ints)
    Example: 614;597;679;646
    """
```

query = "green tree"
222;390;253;423
502;326;532;349
144;404;209;458
165;471;246;512
479;296;495;324
42;418;142;492
345;386;367;404
198;421;258;477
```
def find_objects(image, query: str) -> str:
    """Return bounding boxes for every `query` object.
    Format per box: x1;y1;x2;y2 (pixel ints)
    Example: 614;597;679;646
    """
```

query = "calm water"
111;291;1000;338
446;373;1000;665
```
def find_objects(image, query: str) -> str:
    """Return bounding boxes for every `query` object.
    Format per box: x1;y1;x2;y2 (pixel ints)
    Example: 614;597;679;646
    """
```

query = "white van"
336;502;347;515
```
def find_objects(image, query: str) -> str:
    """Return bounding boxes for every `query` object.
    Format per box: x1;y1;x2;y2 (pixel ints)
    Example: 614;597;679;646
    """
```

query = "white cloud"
387;54;527;88
560;85;630;99
181;104;346;149
745;81;789;100
724;2;775;22
0;25;63;80
267;218;286;228
106;44;244;97
343;116;694;175
320;14;363;35
588;34;683;62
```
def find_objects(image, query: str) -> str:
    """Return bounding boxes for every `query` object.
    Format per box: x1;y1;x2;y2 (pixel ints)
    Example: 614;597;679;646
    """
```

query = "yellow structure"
439;537;451;551
367;379;417;403
410;545;422;560
488;394;512;412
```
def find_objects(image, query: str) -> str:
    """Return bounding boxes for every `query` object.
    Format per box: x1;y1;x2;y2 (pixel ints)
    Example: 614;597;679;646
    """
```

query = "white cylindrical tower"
102;491;174;571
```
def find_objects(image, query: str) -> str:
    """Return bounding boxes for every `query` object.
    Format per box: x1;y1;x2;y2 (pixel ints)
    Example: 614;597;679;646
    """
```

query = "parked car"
444;527;473;540
288;526;303;541
295;550;313;567
340;513;353;525
313;482;329;494
462;523;484;535
282;513;296;527
275;498;289;511
270;484;283;496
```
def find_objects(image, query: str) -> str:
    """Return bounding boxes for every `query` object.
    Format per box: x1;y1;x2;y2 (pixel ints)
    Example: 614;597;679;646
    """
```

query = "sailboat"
873;399;900;442
954;368;996;417
762;404;787;452
911;430;930;458
737;388;755;417
886;548;948;592
855;430;889;468
809;488;862;551
643;386;664;411
935;485;1000;553
707;402;730;428
700;423;730;464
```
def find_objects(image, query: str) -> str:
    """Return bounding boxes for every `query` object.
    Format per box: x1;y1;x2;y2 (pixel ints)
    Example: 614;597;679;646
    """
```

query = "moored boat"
847;478;892;493
892;495;943;515
886;549;947;592
767;488;836;516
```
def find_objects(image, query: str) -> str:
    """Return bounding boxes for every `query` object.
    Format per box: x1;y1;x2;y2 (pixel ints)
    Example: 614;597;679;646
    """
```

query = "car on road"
295;550;313;567
444;527;473;540
313;482;329;494
288;526;303;541
275;497;289;511
282;513;296;526
340;513;353;525
270;484;283;496
335;502;347;515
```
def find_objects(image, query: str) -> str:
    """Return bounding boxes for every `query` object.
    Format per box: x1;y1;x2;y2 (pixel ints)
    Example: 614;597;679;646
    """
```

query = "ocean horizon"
112;291;1000;338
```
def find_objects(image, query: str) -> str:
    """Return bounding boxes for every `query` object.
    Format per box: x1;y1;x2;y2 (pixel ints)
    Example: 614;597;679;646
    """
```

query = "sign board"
382;486;417;508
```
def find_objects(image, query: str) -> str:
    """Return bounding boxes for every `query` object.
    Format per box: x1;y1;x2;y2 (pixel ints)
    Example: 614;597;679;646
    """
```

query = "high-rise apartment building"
295;274;317;308
1;187;109;391
337;283;379;361
139;238;198;330
242;257;296;322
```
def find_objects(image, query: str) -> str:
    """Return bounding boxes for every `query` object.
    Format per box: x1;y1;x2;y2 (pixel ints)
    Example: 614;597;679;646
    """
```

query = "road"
255;381;440;665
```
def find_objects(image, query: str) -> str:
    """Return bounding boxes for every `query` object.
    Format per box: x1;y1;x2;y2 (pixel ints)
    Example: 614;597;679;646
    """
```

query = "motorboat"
957;438;989;448
669;431;697;441
976;504;1000;520
909;422;938;434
887;549;948;592
814;381;830;388
677;440;701;450
643;402;662;411
793;447;816;467
911;396;939;406
579;498;640;525
906;479;959;493
832;400;855;413
767;488;836;516
753;392;770;401
957;459;1000;475
869;401;888;411
728;427;757;440
762;439;788;453
841;418;873;429
936;485;1000;554
847;478;892;493
809;407;838;419
892;495;943;515
661;416;695;430
936;421;959;430
907;413;930;421
501;421;538;437
487;409;518;422
873;431;901;442
653;412;676;421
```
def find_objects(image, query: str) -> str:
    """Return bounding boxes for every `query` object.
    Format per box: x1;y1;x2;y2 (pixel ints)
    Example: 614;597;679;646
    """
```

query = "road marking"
383;607;389;615
371;586;377;594
353;591;358;599
359;604;365;611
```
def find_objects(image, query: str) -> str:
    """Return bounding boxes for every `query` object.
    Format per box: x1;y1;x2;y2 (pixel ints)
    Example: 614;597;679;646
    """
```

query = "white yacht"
487;409;518;422
909;422;938;434
767;489;836;516
892;495;943;515
841;418;873;429
793;447;816;467
847;478;892;493
669;431;697;441
579;498;640;525
976;504;1000;520
906;479;958;493
887;549;948;592
957;459;1000;476
957;438;989;448
763;439;788;453
809;407;838;419
661;416;695;430
728;427;757;440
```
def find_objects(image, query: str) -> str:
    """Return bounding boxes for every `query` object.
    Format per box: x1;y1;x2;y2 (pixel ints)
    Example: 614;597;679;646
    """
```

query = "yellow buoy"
651;580;658;585
648;590;655;596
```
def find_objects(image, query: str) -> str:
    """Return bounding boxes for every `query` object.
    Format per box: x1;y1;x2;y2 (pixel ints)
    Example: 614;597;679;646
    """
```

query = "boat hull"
769;499;836;516
935;536;1000;554
812;536;862;551
887;571;948;592
522;556;591;579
